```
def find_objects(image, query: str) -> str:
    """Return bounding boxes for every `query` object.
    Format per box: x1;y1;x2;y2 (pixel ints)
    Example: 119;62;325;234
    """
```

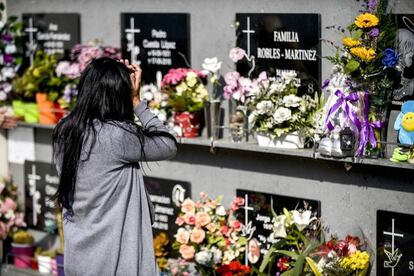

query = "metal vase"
204;100;221;139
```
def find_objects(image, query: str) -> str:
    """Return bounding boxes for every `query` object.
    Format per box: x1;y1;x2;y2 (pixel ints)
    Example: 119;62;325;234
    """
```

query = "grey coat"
55;100;177;276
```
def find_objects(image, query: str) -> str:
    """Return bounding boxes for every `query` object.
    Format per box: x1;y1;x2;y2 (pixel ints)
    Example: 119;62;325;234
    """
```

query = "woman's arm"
111;100;177;163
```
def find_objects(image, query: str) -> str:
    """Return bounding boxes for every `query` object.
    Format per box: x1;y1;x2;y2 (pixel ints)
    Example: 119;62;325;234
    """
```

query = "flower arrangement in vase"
161;68;208;138
245;71;322;149
320;0;400;158
257;207;321;275
0;4;23;108
173;193;248;275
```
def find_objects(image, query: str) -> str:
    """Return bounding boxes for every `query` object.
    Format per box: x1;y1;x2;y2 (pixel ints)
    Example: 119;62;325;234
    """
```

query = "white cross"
125;17;141;64
383;218;404;276
242;16;255;57
24;17;38;65
28;164;41;226
241;194;255;265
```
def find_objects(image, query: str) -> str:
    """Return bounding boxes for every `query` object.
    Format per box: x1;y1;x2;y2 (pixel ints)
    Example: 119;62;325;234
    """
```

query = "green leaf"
306;257;322;276
354;29;363;39
275;250;299;260
345;59;360;74
281;270;294;276
259;246;276;272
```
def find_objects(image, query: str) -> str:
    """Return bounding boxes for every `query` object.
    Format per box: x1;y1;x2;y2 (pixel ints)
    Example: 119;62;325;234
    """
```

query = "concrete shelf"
15;122;414;171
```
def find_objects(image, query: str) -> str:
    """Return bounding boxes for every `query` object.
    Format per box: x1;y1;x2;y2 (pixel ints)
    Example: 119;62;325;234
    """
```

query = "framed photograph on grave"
377;210;414;276
121;13;191;84
24;161;59;233
22;13;81;67
235;13;321;94
235;189;321;267
143;176;191;258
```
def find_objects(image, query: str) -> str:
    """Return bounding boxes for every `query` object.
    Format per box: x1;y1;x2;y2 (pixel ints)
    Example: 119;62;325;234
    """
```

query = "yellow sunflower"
343;37;361;48
354;13;379;28
350;47;376;62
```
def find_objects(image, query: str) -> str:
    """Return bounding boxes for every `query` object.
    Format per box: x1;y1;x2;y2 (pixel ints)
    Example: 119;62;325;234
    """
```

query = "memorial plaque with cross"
236;13;321;94
22;13;80;67
235;189;321;267
24;161;59;233
377;210;414;276
121;13;191;84
143;176;191;258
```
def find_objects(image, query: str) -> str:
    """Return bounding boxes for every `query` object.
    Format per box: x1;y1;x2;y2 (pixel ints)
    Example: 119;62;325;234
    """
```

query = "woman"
52;57;177;275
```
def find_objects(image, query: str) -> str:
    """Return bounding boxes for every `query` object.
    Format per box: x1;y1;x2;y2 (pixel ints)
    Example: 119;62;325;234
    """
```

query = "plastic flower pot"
11;243;34;269
37;255;53;273
24;102;40;123
56;253;65;276
173;111;201;138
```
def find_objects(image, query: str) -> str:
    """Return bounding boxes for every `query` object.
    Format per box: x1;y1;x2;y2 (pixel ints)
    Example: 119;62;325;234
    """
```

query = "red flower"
221;225;230;236
240;265;251;273
276;257;290;272
229;261;241;271
326;239;336;250
231;220;242;232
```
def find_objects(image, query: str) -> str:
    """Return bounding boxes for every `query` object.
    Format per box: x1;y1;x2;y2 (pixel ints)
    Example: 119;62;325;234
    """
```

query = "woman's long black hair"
52;57;158;211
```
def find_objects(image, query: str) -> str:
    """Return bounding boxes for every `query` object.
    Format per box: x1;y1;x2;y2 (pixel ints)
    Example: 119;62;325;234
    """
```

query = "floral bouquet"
140;83;169;122
246;71;322;141
0;6;23;107
258;208;321;275
216;260;250;276
153;232;170;271
0;176;26;240
308;235;371;275
161;68;208;137
173;193;247;275
321;0;399;157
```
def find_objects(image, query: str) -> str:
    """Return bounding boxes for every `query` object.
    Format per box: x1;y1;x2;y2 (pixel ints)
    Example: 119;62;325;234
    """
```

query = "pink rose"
231;220;242;232
190;228;206;244
229;47;246;62
181;198;195;214
13;212;27;227
175;228;190;244
179;244;195;260
220;225;230;236
233;197;245;207
200;192;207;199
175;216;185;226
0;221;9;240
206;223;217;233
171;267;178;275
1;197;17;213
183;213;196;225
195;212;211;227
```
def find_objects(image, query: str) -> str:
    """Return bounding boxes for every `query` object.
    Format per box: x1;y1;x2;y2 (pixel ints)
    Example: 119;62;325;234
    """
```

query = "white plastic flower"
0;91;7;101
5;44;17;55
269;79;286;93
292;210;316;231
211;246;222;264
272;214;287;238
282;95;301;107
256;100;274;115
281;71;297;83
195;250;212;266
216;205;226;216
1;67;15;79
273;107;292;124
202;57;222;73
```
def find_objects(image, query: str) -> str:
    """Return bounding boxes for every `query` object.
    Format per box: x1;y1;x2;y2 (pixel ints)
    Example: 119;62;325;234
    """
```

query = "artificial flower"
229;47;246;62
4;44;16;55
206;223;217;232
369;27;380;38
272;214;287;238
183;212;196;225
186;71;198;87
190;228;206;244
354;13;379;29
181;198;196;213
282;95;302;107
350;47;376;62
277;257;290;272
202;57;222;73
256;100;274;114
382;48;399;68
280;71;298;84
292;210;316;231
195;250;212;265
231;220;242;232
342;37;361;48
341;250;370;271
179;244;195;260
211;246;223;264
196;212;211;227
216;206;226;216
224;71;240;88
273;107;292;124
175;228;190;244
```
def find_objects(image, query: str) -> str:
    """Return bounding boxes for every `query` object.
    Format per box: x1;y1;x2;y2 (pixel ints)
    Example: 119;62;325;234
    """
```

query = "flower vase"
173;111;202;138
229;102;247;143
204;100;222;140
11;243;34;269
257;132;305;149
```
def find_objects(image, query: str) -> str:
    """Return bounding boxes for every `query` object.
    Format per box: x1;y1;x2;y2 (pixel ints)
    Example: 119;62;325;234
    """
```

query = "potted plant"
11;230;35;269
0;4;23;120
246;71;322;149
161;68;208;138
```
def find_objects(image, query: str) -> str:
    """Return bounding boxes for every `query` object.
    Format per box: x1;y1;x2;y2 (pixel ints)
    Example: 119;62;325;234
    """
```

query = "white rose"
211;246;222;264
273;107;292;124
5;44;17;54
256;100;274;115
202;57;222;73
195;250;212;266
216;205;226;216
282;95;301;107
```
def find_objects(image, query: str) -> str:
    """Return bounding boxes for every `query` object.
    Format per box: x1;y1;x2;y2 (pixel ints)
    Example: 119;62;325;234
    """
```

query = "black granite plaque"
121;13;190;84
143;176;191;256
393;15;414;107
22;13;80;66
235;189;321;266
236;13;321;94
377;210;414;276
24;161;59;233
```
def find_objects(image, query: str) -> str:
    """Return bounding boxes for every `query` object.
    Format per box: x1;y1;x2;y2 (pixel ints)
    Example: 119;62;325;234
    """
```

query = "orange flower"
179;244;195;260
190;228;206;244
195;212;211;227
175;228;190;244
206;223;217;232
181;198;195;213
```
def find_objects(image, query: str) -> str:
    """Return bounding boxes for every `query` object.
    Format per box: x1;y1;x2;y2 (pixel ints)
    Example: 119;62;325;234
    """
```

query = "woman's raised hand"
119;59;142;107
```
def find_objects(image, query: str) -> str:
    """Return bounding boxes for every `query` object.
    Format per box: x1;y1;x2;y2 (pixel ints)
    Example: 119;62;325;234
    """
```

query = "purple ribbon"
356;92;385;156
325;90;362;132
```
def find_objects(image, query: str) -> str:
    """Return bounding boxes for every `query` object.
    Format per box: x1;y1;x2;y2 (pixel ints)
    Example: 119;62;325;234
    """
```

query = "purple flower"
368;0;378;10
322;79;330;89
3;54;14;64
382;48;399;68
2;33;13;43
369;28;379;38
